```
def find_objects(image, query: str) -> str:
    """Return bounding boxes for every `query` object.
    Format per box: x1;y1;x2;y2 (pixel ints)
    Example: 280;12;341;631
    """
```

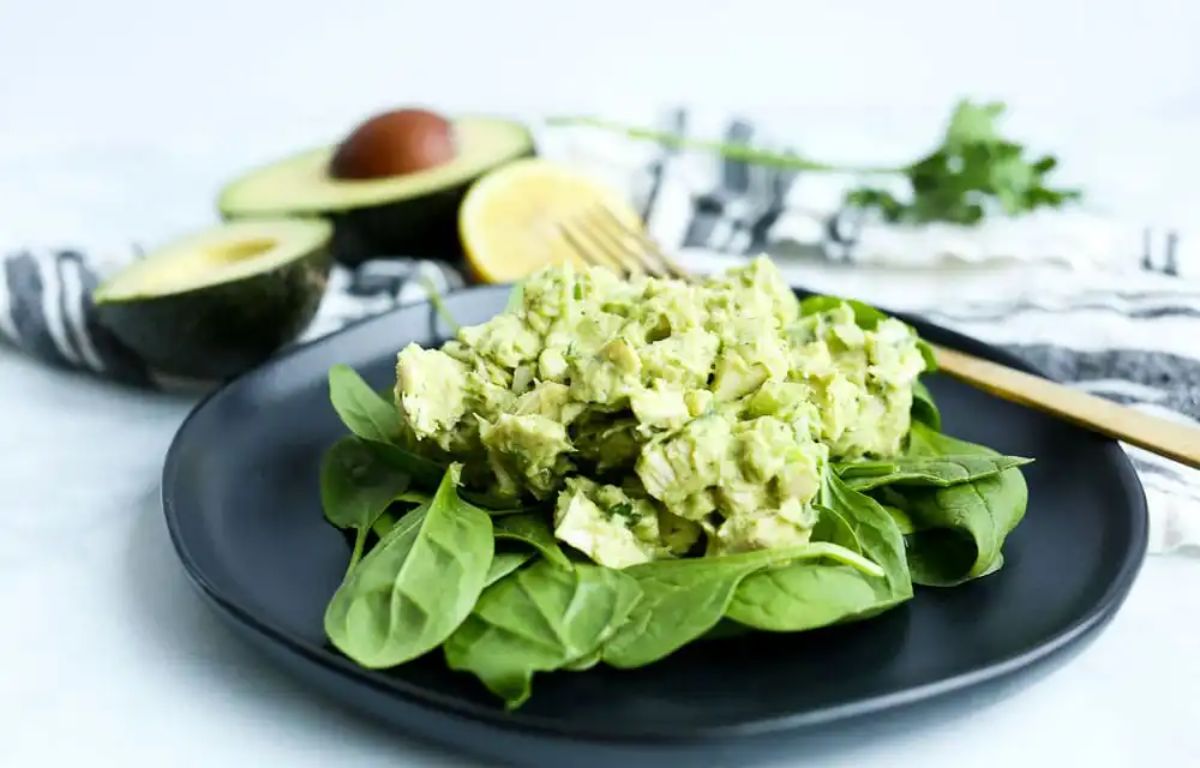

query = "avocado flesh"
217;116;534;265
95;219;332;379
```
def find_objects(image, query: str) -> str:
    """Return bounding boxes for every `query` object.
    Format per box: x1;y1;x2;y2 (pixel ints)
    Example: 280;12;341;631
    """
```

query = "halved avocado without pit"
218;116;534;264
94;218;333;380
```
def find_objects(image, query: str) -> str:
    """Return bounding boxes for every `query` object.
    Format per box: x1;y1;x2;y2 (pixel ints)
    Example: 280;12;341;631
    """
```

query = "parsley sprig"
549;100;1080;226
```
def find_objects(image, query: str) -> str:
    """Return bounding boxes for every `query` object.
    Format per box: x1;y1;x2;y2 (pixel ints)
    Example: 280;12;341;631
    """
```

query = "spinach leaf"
905;421;988;457
367;491;432;541
320;437;411;573
327;364;447;487
603;543;880;668
324;466;493;668
728;474;912;632
891;422;1030;586
880;503;915;535
372;510;397;539
900;466;1027;586
911;379;941;430
602;560;754;668
485;550;534;587
835;454;1032;491
816;473;912;600
703;618;754;641
800;295;889;328
481;503;548;517
493;513;572;570
917;341;938;374
725;563;891;632
395;490;431;504
328;364;405;443
444;560;641;709
369;442;449;488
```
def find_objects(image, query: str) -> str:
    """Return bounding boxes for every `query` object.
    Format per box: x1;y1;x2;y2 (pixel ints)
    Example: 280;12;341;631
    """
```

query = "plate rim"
161;285;1149;743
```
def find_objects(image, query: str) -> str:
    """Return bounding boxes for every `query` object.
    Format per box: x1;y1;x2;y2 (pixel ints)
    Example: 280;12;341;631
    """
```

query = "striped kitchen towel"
1;107;1197;551
0;251;462;387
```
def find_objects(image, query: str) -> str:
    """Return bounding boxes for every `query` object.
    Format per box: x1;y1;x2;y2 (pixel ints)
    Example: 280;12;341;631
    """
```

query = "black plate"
163;286;1147;766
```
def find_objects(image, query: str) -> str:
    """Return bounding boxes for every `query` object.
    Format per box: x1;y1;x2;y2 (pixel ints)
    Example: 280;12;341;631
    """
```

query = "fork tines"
558;204;690;280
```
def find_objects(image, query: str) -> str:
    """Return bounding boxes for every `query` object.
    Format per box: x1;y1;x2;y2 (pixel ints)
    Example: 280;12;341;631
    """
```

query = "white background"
2;1;1199;766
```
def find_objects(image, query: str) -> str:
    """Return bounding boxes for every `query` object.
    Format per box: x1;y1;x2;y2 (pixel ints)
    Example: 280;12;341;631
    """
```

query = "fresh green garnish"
845;101;1081;224
493;512;573;569
319;437;412;573
608;502;634;519
444;560;642;709
835;453;1033;491
549;100;1079;225
323;466;494;669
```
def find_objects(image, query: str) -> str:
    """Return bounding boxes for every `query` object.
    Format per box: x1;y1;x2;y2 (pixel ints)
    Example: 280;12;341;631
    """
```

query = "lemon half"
459;158;643;283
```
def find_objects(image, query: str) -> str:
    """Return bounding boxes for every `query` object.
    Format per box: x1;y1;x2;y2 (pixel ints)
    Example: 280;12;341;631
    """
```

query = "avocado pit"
330;108;457;180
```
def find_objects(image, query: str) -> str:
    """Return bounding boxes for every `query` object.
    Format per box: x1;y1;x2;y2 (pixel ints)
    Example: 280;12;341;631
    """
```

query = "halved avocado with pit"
218;116;533;265
94;218;332;379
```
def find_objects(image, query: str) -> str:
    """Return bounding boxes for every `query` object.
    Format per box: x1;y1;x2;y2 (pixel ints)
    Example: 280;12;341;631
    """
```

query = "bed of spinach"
317;312;1032;708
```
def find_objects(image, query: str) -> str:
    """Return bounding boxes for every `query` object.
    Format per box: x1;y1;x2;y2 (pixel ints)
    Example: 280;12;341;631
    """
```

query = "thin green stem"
418;275;460;334
346;527;369;576
795;542;886;578
371;511;397;540
394;490;432;505
546;116;907;176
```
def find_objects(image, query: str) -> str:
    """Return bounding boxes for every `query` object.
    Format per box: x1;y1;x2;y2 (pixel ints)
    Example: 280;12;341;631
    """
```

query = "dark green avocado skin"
312;147;535;266
96;246;332;380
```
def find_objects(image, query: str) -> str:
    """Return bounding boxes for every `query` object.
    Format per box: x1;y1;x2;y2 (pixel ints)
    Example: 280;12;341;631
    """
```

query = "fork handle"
933;344;1200;469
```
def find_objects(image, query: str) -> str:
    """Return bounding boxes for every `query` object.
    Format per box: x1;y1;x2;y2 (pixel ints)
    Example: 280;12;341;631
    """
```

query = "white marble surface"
2;338;1198;767
3;0;1200;765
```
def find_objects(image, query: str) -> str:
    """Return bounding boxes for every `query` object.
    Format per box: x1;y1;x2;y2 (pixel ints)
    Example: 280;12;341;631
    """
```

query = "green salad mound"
319;258;1032;709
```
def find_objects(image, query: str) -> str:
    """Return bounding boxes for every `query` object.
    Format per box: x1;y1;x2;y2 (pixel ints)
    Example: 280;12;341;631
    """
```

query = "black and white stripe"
910;288;1200;553
0;248;461;387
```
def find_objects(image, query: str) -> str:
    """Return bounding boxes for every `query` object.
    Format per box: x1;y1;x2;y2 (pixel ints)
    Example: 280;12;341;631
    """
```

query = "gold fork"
558;204;1200;469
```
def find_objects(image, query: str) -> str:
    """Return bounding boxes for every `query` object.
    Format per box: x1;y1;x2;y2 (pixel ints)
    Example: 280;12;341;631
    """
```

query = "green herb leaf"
551;100;1079;226
368;492;430;540
816;473;912;600
886;423;1030;586
848;100;1080;224
608;502;634;519
320;437;412;573
484;550;534;587
324;466;494;668
725;564;890;632
493;513;573;570
900;469;1028;586
328;364;405;444
371;510;397;539
604;542;880;668
327;364;448;487
911;379;941;430
799;295;889;328
836;454;1033;491
727;474;913;633
444;560;641;709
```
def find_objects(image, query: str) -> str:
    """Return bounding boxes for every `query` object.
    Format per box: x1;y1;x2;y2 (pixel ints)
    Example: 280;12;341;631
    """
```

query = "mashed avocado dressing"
394;257;926;568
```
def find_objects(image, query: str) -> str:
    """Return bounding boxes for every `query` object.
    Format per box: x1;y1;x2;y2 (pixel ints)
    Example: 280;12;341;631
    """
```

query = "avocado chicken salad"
319;257;1032;708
